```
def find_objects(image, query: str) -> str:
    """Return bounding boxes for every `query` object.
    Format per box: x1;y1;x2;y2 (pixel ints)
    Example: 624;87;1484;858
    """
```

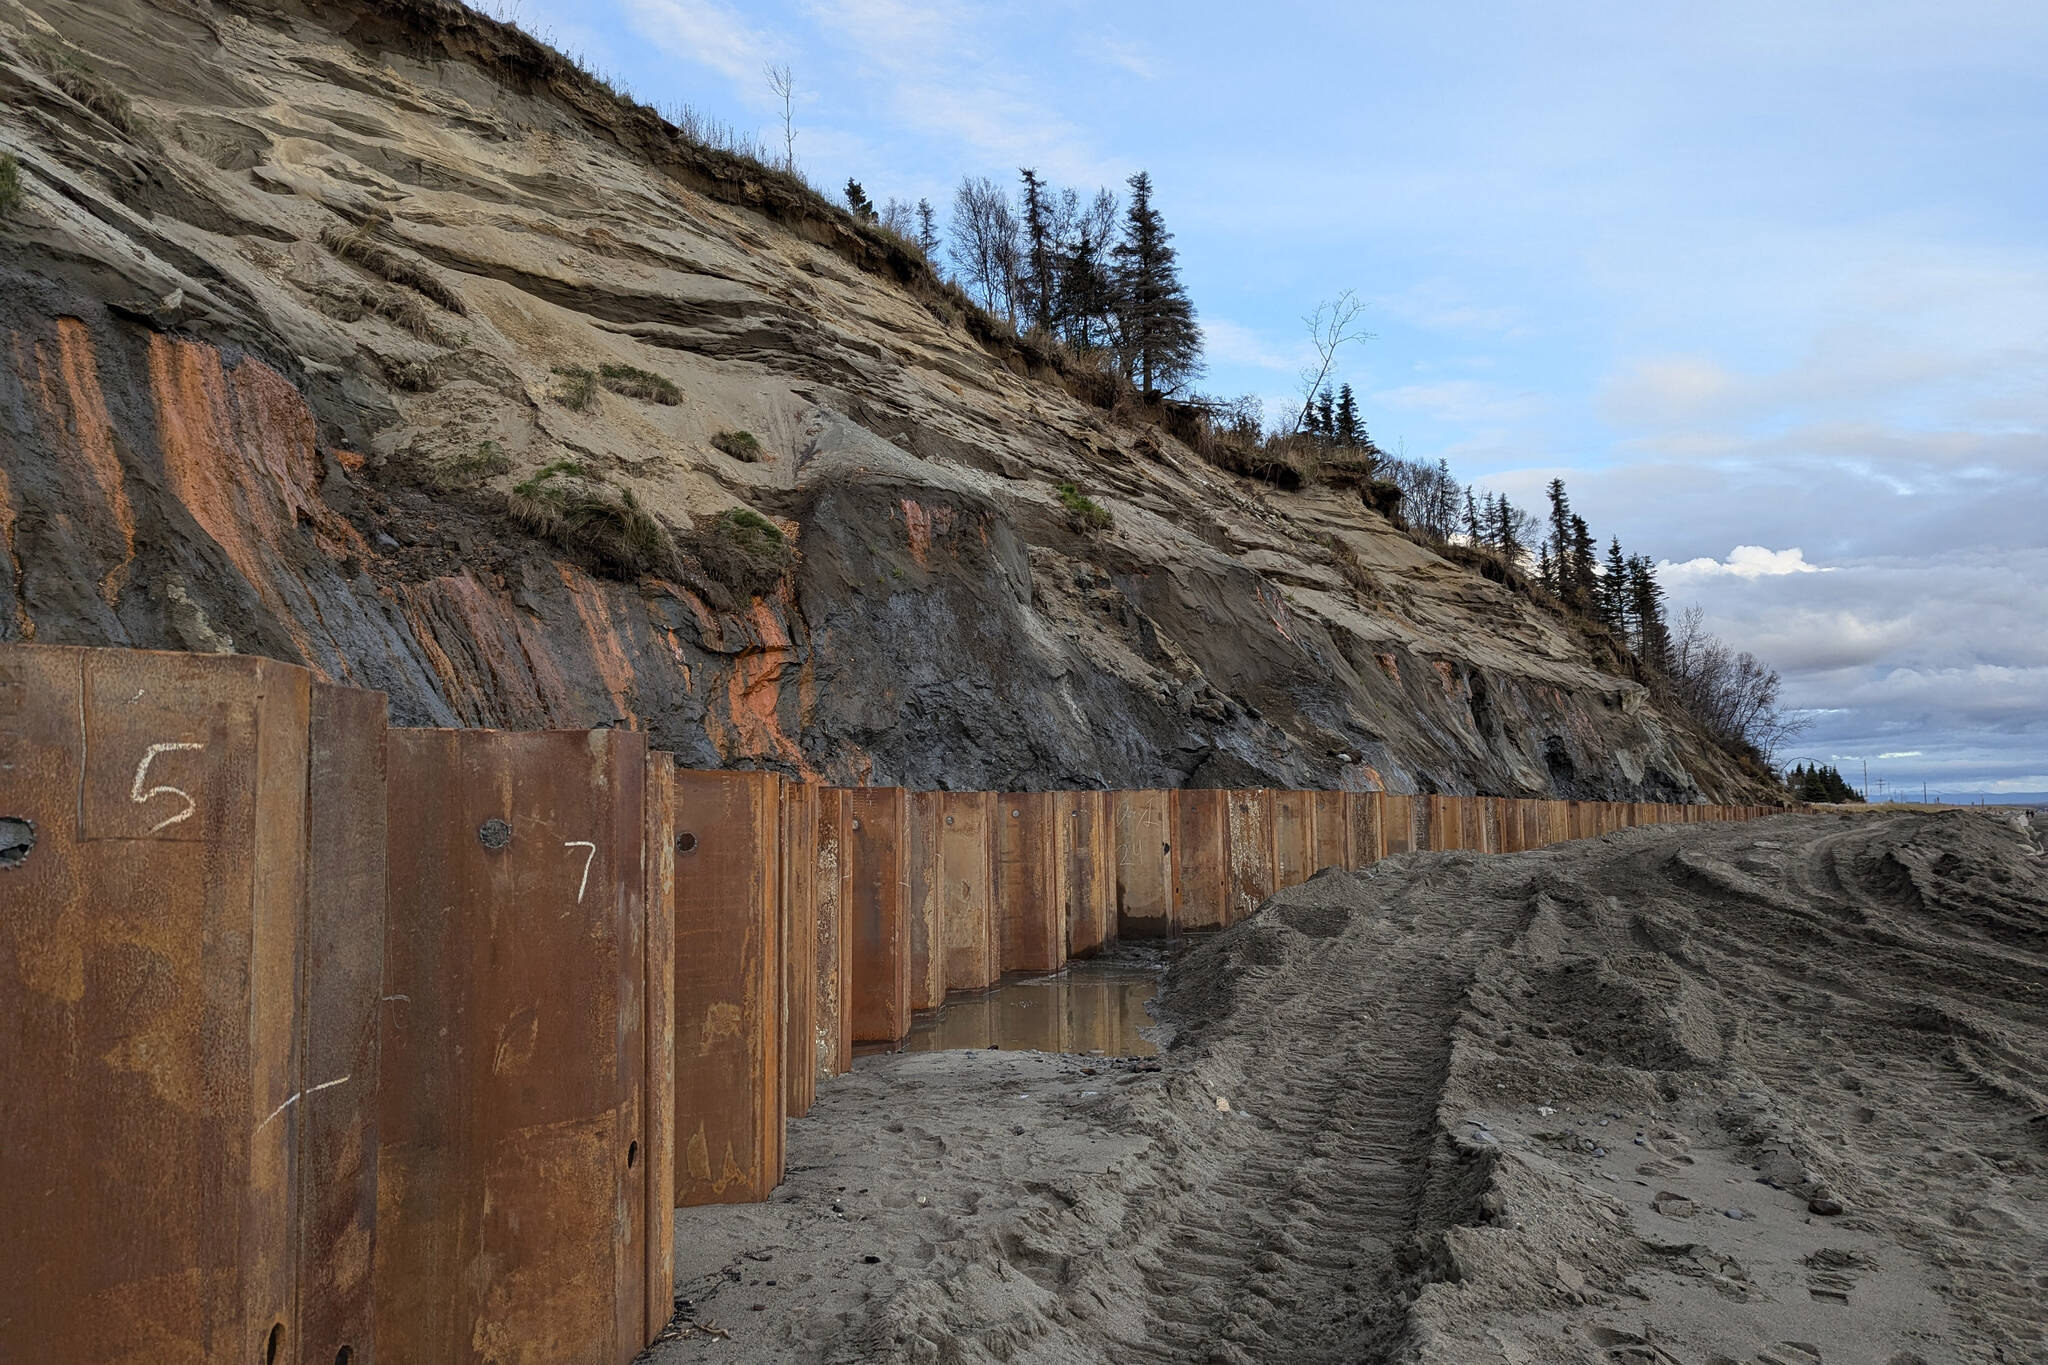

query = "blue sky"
483;0;2047;800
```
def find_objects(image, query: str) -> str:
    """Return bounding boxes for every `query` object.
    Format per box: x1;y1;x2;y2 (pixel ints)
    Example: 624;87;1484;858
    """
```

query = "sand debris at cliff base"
653;810;2045;1364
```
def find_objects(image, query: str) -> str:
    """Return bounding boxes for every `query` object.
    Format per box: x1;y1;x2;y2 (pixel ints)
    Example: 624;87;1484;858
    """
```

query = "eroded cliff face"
0;0;1764;798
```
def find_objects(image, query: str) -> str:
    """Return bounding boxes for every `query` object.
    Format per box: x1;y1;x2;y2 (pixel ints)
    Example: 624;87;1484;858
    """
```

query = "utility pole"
1862;758;1869;801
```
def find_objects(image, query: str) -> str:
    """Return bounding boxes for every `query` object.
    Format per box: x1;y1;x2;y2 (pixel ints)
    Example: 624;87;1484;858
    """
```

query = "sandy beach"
652;810;2045;1364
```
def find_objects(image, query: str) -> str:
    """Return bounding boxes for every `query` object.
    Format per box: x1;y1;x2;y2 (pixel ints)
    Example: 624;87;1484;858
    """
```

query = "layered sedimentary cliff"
0;0;1766;798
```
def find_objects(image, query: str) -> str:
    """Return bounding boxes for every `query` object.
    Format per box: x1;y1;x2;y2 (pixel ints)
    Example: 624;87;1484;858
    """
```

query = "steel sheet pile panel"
1310;790;1353;871
670;769;782;1207
642;754;678;1338
1173;789;1229;931
843;787;911;1045
1460;797;1487;853
905;791;946;1012
0;646;376;1365
379;728;649;1365
1381;795;1415;856
812;789;852;1080
1348;790;1384;866
933;789;995;994
1225;789;1276;923
779;780;819;1114
1422;795;1455;851
936;792;998;991
997;793;1063;972
1058;791;1114;959
303;682;390;1365
1273;789;1314;888
1113;790;1178;938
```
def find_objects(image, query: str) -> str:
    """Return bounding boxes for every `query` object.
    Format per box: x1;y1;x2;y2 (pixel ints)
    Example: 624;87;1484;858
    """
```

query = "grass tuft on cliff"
1055;481;1114;532
550;364;599;411
320;216;468;315
507;462;676;578
0;154;20;216
422;439;512;491
24;40;143;135
598;363;681;405
712;430;762;462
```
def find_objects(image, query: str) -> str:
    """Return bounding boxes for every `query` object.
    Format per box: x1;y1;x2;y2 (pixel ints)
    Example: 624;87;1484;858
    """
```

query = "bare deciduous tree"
948;176;1020;321
1668;606;1808;760
1293;291;1373;433
765;64;796;171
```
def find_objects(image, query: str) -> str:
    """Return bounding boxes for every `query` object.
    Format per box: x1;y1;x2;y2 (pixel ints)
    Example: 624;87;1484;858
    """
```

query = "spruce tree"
1017;168;1057;337
1602;537;1629;631
1465;489;1482;544
916;198;940;258
1112;171;1202;396
1569;514;1598;610
1059;225;1113;351
1335;384;1361;448
1539;545;1555;594
1627;555;1671;670
1496;493;1522;562
844;179;876;222
1545;478;1572;586
1316;387;1337;442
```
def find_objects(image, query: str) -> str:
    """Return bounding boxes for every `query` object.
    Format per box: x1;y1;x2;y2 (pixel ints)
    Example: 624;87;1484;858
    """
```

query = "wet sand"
650;810;2046;1364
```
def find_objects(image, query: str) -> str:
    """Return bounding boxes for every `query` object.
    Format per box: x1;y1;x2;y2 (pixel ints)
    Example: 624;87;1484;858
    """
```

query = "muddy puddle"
899;946;1175;1057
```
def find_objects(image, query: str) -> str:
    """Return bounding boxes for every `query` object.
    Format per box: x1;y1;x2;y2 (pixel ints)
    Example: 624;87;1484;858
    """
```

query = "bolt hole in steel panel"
673;769;784;1206
0;645;384;1365
0;815;32;867
377;727;651;1364
1112;790;1177;939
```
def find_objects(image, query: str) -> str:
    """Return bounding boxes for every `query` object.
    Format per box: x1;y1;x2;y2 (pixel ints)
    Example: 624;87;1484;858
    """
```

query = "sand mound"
653;811;2045;1363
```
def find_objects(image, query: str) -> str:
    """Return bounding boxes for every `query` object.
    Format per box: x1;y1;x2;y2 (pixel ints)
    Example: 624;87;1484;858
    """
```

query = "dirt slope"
1;0;1763;796
657;810;2047;1364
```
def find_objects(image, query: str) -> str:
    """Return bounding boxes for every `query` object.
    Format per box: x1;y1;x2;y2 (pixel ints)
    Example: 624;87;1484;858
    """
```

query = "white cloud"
1659;546;1828;581
1372;380;1545;424
1878;750;1923;758
622;0;779;90
1201;318;1302;374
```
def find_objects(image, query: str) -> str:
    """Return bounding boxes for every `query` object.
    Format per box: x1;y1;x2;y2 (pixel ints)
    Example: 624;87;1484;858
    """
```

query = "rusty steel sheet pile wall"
779;779;820;1117
0;646;377;1365
1272;788;1315;890
812;789;853;1082
1225;789;1277;924
1174;788;1230;931
641;753;678;1339
672;769;783;1208
935;792;999;992
1381;794;1415;856
1350;790;1385;867
1311;790;1353;873
996;793;1063;972
379;727;653;1365
1112;790;1178;938
905;791;947;1013
1058;790;1114;959
842;787;911;1045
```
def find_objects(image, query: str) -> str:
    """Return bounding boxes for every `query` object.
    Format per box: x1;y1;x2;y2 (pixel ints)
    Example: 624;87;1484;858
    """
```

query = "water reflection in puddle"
900;951;1171;1057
